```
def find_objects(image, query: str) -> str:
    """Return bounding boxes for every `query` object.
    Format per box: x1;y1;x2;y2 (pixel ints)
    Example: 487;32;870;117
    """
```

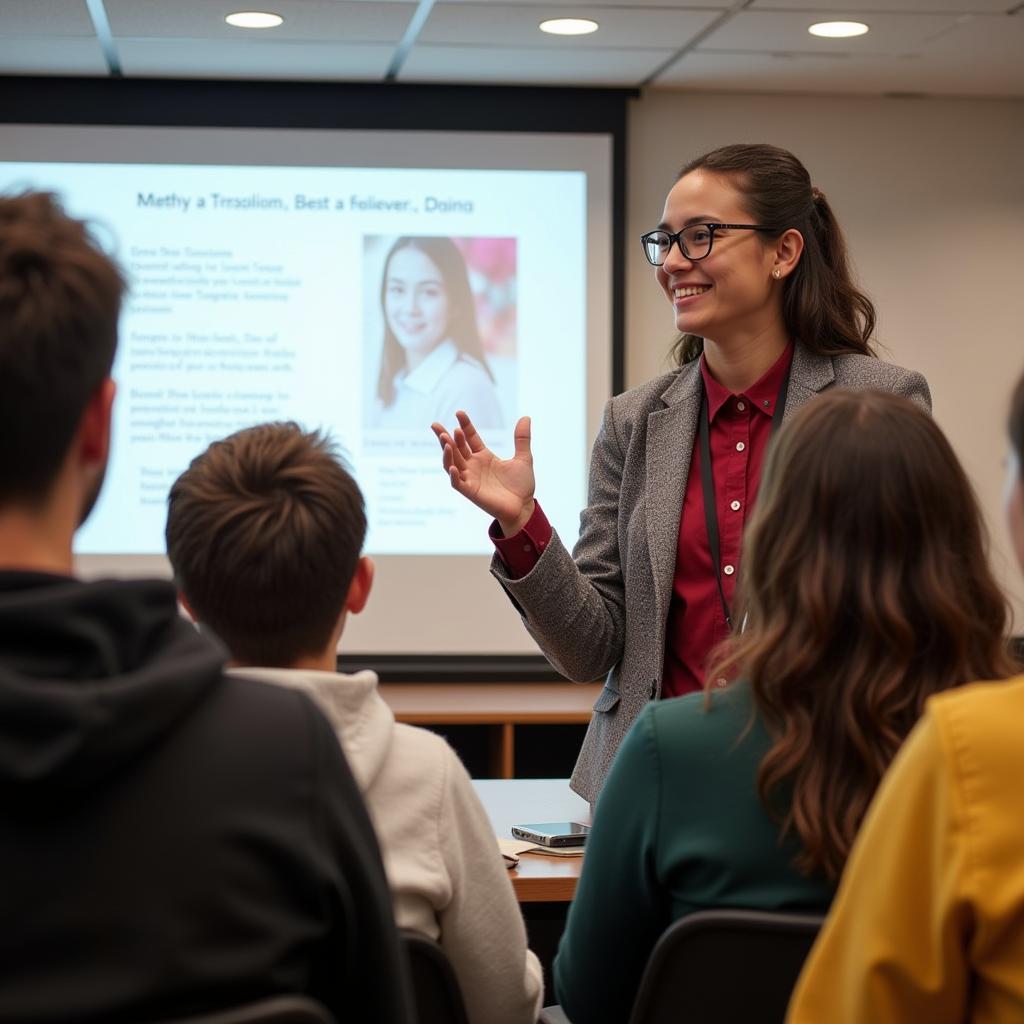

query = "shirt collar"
398;338;459;395
700;342;795;422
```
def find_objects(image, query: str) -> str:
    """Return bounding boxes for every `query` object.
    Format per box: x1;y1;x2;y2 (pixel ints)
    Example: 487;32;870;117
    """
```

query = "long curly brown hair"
708;389;1018;881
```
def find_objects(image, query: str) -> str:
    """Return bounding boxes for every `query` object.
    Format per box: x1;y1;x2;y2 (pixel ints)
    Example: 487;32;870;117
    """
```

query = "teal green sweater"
553;684;833;1024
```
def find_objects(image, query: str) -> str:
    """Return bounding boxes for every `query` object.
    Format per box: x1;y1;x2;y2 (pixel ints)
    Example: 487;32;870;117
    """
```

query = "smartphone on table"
510;821;590;847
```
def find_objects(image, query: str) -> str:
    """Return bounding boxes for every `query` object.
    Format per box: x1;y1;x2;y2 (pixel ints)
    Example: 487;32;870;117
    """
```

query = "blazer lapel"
645;362;702;634
784;343;835;422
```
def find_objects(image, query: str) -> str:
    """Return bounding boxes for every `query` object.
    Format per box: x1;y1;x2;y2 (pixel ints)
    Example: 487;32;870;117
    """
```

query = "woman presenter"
432;143;930;803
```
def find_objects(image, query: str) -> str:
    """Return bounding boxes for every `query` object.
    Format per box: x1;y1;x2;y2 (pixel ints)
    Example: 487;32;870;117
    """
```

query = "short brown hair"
0;191;124;502
166;423;367;666
709;389;1017;881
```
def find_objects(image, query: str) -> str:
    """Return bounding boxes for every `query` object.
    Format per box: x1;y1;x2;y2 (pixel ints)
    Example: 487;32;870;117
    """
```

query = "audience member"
166;421;543;1024
787;370;1024;1023
553;389;1017;1024
0;192;410;1023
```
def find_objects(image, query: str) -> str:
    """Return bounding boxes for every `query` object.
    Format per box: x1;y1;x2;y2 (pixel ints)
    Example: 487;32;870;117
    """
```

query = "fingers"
456;410;487;454
432;421;471;493
513;416;532;459
433;419;472;463
446;438;467;472
452;427;473;462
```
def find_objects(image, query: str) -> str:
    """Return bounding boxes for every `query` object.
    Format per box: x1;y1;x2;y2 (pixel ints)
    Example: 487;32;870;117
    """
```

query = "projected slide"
0;160;587;557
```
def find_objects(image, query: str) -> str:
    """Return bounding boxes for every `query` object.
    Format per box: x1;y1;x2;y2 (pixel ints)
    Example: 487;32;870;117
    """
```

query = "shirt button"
736;401;745;411
716;677;728;688
730;500;741;511
723;564;735;576
522;544;531;552
736;441;746;452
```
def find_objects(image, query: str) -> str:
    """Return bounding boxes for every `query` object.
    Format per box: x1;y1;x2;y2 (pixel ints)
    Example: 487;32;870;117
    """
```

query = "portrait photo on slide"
363;234;517;435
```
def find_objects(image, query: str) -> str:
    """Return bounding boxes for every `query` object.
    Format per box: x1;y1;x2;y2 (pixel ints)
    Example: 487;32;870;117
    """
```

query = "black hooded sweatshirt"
0;572;410;1023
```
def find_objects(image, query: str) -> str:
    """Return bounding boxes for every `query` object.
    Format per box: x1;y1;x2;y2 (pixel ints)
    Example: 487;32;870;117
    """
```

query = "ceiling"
0;0;1022;95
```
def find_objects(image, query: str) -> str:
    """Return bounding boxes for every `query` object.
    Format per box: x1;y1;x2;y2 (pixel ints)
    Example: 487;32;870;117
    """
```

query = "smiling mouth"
673;285;711;299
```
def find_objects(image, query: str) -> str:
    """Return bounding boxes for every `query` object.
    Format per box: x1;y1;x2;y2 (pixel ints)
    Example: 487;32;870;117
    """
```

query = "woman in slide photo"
370;236;503;430
432;143;931;803
552;390;1017;1024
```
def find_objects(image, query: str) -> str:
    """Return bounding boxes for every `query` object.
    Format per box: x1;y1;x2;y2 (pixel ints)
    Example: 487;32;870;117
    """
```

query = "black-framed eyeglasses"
640;223;774;266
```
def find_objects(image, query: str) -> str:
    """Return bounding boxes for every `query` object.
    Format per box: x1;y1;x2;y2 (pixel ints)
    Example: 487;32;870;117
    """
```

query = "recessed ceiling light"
808;20;869;39
225;11;284;29
540;18;599;36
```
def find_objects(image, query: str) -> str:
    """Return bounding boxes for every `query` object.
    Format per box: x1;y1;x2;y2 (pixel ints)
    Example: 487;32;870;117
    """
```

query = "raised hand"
431;411;536;536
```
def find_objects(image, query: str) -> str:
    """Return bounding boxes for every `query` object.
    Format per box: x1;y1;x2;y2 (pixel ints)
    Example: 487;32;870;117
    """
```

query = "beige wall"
624;90;1024;631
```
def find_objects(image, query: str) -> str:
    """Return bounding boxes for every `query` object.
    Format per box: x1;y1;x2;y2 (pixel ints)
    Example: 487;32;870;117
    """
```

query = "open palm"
431;411;536;534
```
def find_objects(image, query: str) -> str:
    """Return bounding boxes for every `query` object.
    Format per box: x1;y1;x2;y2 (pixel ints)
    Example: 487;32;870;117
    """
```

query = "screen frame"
0;74;631;680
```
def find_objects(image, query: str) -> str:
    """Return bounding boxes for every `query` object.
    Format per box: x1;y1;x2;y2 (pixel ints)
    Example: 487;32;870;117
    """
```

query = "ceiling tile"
118;38;395;79
655;32;1024;97
914;11;1024;90
431;0;733;5
400;42;673;83
697;9;964;55
750;0;1011;11
419;3;719;48
0;0;97;35
0;38;109;75
106;0;414;40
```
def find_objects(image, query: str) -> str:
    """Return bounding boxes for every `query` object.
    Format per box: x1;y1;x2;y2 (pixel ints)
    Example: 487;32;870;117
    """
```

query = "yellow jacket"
787;674;1024;1024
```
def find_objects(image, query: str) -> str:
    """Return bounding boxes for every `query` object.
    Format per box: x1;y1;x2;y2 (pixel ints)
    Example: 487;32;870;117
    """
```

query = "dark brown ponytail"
1010;367;1024;465
670;144;876;367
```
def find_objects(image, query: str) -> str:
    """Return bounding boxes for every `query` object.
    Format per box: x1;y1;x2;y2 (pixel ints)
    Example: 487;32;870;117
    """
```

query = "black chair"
540;908;823;1024
155;995;335;1023
401;929;470;1024
626;908;823;1024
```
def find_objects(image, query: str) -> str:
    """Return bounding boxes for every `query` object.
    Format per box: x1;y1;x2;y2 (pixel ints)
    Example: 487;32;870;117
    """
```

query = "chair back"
627;908;824;1024
155;995;335;1023
401;929;469;1024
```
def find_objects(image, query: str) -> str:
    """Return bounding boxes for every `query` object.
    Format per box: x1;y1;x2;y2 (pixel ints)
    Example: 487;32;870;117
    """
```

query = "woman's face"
1006;448;1024;573
384;246;450;358
655;170;778;344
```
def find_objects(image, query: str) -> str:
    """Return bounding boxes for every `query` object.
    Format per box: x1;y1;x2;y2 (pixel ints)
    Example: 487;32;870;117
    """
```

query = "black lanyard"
698;362;792;629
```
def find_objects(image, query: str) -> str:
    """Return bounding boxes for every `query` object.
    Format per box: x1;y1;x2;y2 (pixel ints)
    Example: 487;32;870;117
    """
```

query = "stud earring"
772;267;781;279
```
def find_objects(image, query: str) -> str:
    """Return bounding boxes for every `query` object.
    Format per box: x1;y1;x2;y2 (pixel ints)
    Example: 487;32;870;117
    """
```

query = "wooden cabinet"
379;682;601;779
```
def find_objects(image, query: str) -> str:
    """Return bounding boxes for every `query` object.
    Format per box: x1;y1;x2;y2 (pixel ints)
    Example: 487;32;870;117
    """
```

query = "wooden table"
473;778;591;903
380;681;601;779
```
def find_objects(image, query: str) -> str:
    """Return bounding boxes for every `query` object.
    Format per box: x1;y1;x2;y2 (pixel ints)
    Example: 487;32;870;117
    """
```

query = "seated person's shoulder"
927;673;1024;767
387;721;465;790
198;672;343;771
643;685;759;767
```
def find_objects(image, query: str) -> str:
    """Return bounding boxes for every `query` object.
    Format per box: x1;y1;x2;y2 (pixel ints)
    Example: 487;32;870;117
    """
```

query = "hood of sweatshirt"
0;572;224;805
225;666;393;793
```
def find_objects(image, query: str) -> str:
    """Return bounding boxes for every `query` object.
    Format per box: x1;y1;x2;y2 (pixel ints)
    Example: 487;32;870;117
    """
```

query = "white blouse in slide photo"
370;338;504;430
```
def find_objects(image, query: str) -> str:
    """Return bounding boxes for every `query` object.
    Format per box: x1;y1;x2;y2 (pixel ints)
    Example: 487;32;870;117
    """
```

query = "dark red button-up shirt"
492;344;794;698
663;345;793;697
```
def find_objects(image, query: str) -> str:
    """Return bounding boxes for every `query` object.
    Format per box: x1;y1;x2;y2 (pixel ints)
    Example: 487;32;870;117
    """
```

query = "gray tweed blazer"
491;344;932;804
